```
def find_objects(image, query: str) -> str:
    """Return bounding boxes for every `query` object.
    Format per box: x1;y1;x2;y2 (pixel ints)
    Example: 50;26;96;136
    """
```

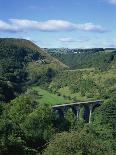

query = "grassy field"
31;86;71;105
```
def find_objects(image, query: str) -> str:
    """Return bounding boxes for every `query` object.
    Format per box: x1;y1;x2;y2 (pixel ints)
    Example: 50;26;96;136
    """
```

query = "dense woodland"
0;39;116;155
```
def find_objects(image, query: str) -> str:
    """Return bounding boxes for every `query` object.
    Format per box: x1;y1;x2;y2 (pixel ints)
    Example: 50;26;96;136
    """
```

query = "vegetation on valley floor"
0;39;116;155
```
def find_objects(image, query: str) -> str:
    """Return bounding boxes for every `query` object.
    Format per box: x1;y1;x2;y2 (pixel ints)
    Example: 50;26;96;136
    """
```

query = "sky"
0;0;116;48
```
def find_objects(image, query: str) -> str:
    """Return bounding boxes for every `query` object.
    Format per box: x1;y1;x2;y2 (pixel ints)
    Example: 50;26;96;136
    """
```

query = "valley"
0;38;115;155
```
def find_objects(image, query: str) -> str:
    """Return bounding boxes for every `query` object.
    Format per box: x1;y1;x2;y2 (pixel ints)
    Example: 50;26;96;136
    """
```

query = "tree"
43;125;114;155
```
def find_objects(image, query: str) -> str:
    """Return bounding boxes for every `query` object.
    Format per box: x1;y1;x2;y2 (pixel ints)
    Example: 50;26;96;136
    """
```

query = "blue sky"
0;0;116;48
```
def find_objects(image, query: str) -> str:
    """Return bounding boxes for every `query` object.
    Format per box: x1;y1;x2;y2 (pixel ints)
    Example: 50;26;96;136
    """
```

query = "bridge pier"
88;101;101;123
71;105;80;119
83;104;94;123
88;104;93;123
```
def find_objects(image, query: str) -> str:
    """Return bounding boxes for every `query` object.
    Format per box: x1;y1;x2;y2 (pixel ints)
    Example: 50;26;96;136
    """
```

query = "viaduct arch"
52;100;102;123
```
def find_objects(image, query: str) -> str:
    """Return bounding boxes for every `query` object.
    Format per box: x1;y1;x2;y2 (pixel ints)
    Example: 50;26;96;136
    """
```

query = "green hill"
0;38;67;102
46;48;116;70
0;38;67;69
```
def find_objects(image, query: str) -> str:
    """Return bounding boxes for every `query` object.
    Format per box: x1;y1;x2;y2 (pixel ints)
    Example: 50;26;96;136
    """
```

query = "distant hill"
0;38;67;102
46;48;116;70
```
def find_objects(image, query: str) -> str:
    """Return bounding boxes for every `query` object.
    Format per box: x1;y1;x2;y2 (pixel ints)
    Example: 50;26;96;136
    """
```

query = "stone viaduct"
52;100;102;123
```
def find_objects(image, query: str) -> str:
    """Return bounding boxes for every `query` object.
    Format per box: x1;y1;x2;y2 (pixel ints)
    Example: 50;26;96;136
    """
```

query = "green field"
31;86;71;105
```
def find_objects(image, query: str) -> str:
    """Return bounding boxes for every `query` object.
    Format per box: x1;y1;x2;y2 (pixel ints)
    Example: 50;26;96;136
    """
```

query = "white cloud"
0;19;107;33
59;37;90;44
59;37;76;43
77;22;106;33
86;40;116;48
8;19;76;31
104;41;116;47
0;20;19;32
108;43;116;47
106;0;116;4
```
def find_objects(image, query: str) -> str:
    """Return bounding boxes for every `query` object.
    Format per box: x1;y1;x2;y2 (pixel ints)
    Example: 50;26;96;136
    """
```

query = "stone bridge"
52;100;102;123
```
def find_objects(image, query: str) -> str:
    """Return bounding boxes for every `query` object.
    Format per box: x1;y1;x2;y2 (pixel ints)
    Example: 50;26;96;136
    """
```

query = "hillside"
0;38;67;69
49;68;116;101
0;38;67;102
46;48;116;70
